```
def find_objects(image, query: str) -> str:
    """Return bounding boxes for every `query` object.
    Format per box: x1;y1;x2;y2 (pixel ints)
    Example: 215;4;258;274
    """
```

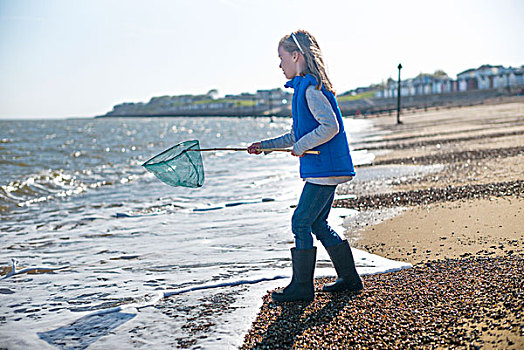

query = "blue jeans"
292;182;343;250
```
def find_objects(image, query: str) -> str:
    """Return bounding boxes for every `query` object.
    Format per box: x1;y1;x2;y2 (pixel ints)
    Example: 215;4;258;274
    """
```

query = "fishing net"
142;140;204;188
143;139;319;188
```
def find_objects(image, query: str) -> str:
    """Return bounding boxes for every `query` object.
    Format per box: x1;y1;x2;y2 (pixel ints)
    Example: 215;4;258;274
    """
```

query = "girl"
248;30;362;303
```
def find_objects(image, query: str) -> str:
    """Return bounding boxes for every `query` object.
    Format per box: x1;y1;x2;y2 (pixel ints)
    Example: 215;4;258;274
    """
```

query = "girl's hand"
291;149;304;157
247;142;262;154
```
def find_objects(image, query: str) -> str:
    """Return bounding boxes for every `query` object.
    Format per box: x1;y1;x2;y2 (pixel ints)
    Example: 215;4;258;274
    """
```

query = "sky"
0;0;523;119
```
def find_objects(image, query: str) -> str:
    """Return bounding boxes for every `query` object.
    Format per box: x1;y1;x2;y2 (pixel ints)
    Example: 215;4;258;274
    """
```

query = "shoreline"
241;101;524;349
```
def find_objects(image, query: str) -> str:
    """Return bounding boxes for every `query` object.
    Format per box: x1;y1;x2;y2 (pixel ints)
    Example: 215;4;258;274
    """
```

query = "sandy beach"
242;99;523;349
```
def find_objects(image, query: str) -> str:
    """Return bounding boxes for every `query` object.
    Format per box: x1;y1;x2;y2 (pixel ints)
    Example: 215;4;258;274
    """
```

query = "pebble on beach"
333;180;523;211
241;256;523;350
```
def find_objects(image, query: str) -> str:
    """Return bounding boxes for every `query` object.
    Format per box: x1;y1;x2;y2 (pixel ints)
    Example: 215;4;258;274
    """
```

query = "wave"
0;168;140;213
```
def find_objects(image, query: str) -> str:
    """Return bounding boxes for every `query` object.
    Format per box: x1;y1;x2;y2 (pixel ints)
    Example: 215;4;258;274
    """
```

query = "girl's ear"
292;51;299;62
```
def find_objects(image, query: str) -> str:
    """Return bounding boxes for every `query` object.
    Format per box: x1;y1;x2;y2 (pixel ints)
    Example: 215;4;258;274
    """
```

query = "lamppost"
397;63;402;124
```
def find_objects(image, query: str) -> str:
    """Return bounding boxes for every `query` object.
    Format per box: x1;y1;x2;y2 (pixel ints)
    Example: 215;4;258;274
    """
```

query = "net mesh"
142;140;204;188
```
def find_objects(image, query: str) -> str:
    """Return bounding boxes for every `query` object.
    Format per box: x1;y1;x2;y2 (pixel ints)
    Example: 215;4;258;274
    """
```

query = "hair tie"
291;33;305;54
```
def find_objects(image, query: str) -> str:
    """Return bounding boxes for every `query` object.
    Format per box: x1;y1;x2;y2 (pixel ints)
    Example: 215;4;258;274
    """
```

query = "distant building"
375;64;523;98
500;66;524;88
255;88;290;102
458;65;502;91
457;64;524;92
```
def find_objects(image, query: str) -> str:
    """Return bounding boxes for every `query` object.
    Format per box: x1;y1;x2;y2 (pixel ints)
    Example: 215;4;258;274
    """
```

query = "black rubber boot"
323;240;363;293
271;247;316;303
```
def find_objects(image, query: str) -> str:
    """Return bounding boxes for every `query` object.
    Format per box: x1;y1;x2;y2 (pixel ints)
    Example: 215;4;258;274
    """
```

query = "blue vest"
285;74;355;178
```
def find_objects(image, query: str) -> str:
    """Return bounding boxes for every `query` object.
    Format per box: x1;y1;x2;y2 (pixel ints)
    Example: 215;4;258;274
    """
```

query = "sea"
0;116;422;349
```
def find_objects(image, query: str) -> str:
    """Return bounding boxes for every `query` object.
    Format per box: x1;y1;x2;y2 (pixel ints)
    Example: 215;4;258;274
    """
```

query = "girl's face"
278;45;300;80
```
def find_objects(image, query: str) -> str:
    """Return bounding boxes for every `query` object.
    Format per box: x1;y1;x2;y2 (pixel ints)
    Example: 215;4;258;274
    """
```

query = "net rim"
142;140;199;168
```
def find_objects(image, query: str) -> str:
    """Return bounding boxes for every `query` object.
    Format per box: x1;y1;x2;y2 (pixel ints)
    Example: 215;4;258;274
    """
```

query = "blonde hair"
279;30;334;93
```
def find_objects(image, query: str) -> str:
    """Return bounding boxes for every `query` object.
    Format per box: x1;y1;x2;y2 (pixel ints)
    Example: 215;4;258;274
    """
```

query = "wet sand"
344;99;524;263
242;99;524;349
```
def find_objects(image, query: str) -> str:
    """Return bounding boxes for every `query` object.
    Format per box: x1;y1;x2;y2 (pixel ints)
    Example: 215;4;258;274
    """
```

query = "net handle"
189;148;320;155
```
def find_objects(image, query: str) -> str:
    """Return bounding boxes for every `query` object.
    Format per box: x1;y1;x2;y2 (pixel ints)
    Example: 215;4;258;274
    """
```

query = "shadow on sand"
244;287;361;349
38;311;136;350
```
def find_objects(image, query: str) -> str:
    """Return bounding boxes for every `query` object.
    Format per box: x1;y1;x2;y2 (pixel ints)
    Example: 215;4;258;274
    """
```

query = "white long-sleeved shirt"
261;86;353;185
